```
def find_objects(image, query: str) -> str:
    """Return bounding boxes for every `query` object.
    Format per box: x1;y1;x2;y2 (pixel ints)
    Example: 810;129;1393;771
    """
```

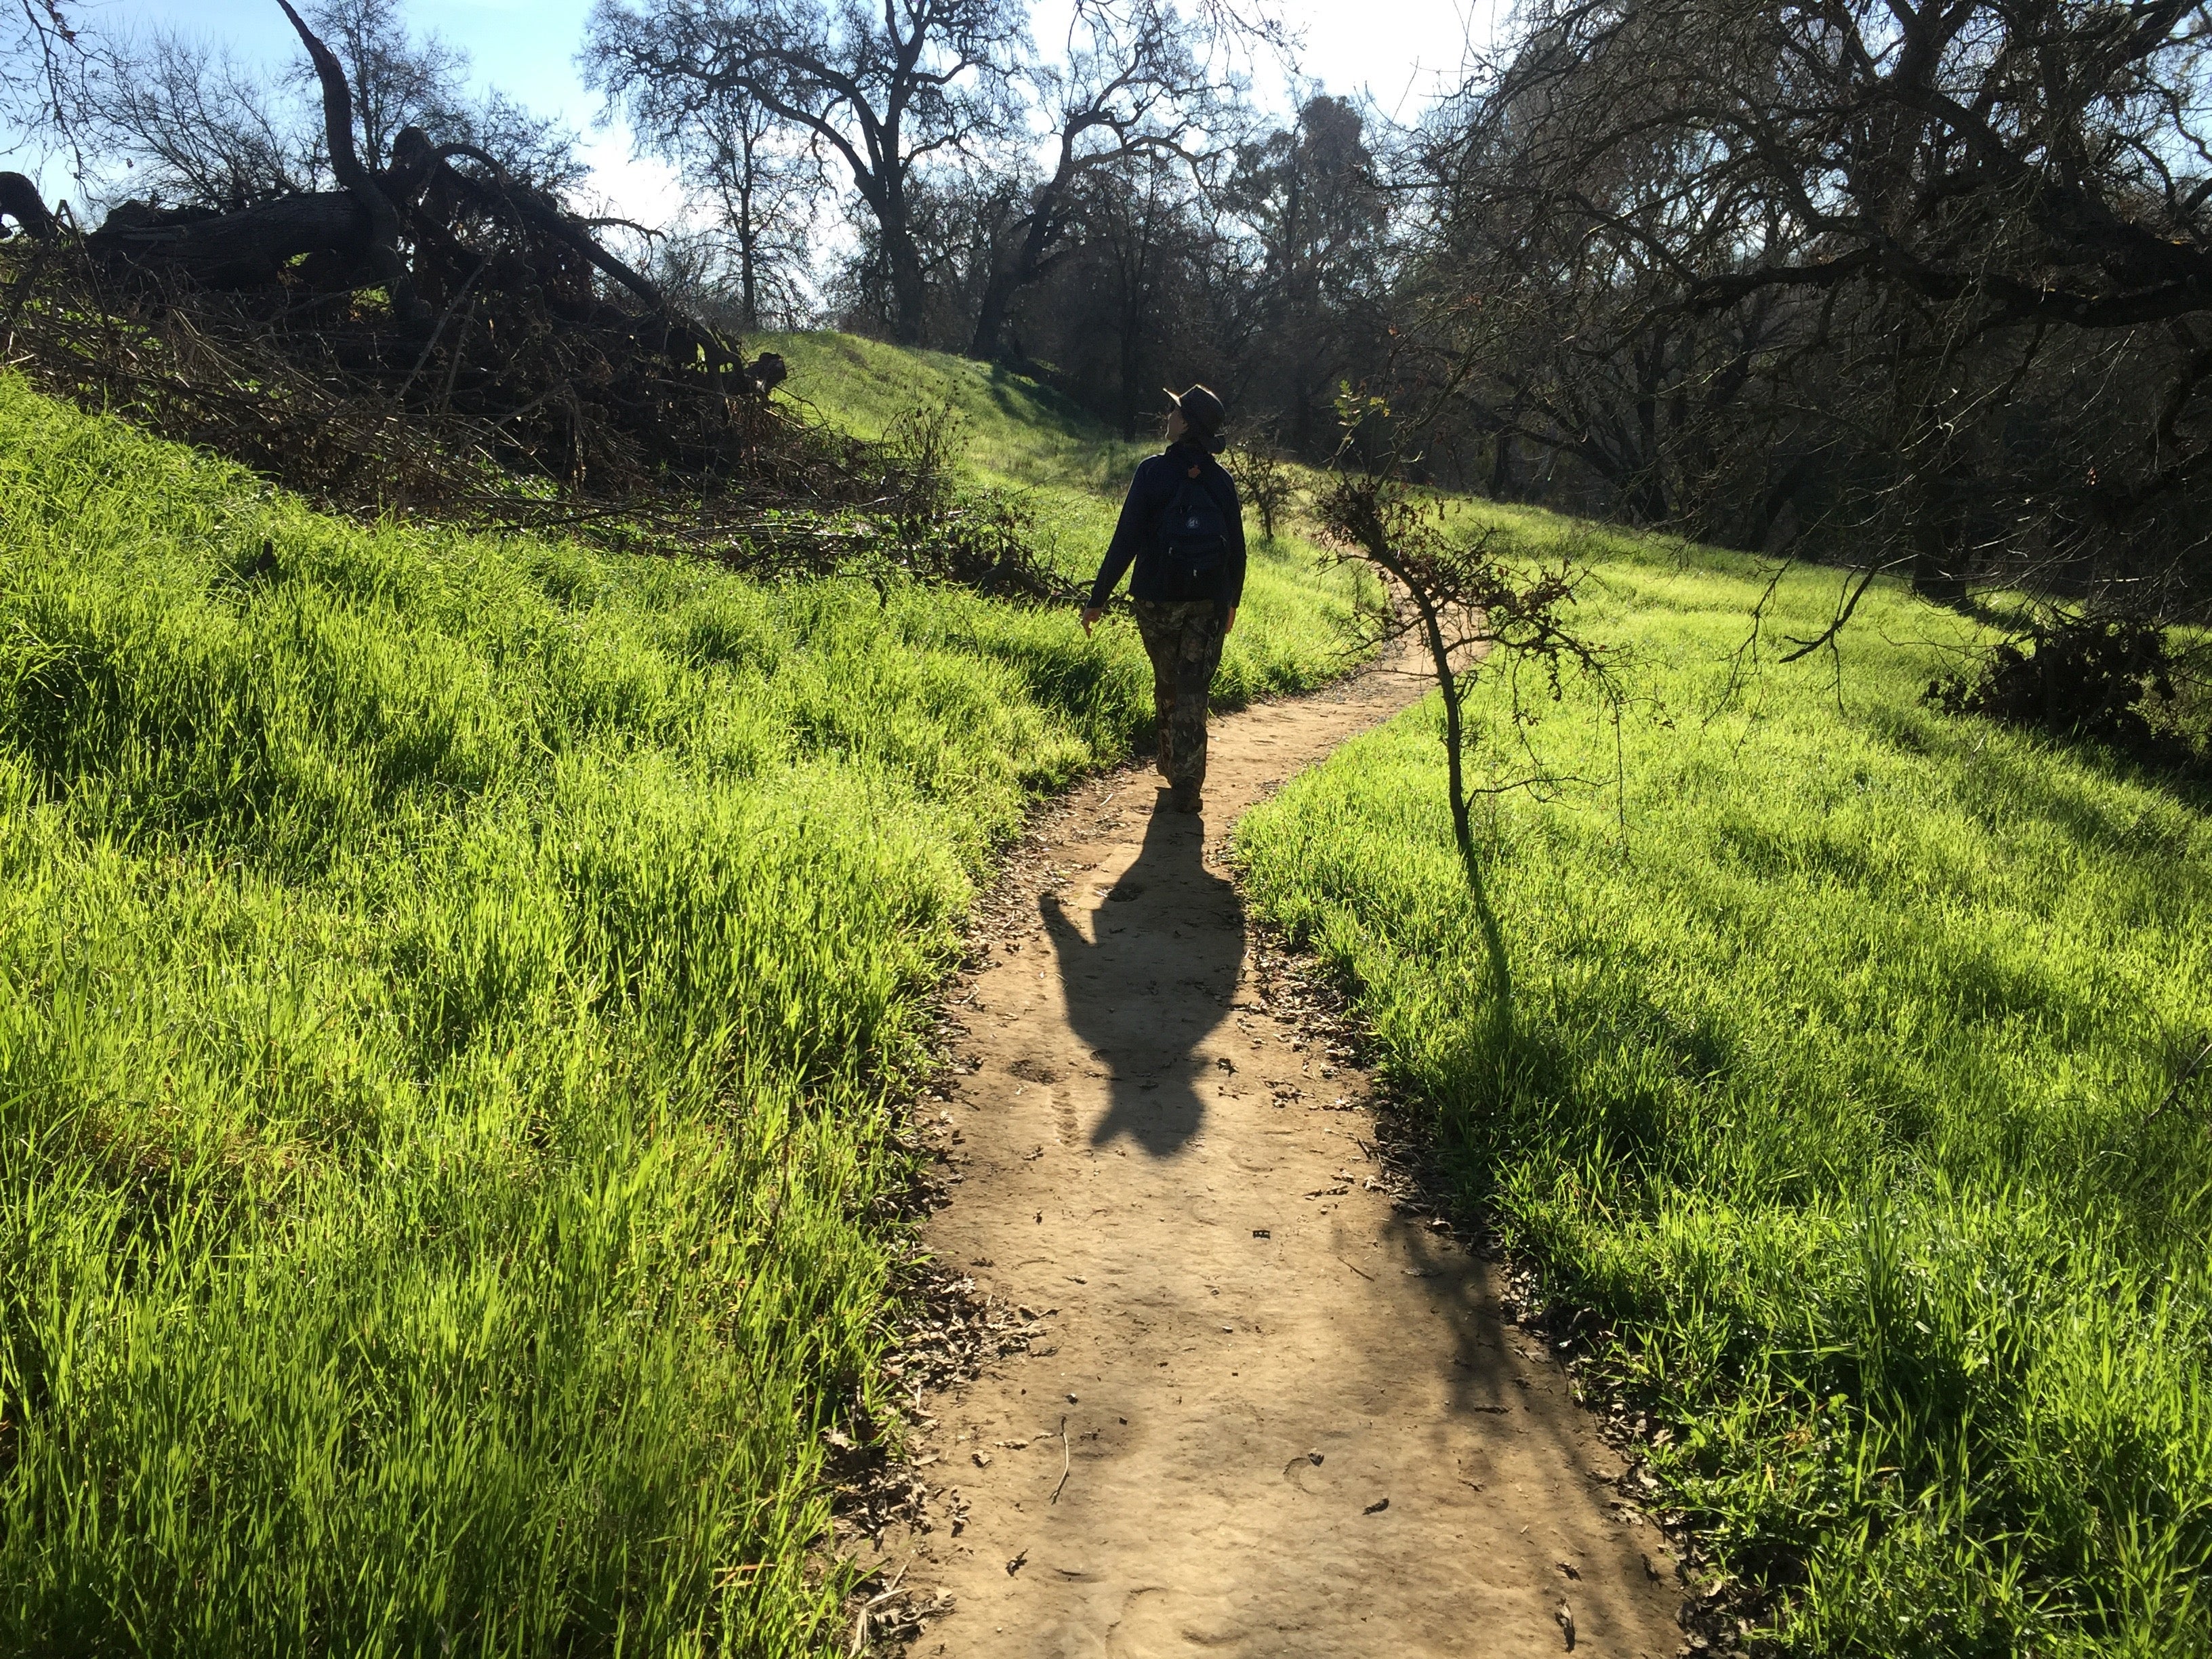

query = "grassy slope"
0;340;1349;1654
756;331;1364;700
1234;512;2212;1656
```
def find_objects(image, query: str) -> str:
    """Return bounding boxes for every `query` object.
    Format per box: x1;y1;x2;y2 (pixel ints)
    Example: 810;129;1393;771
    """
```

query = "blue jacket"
1087;442;1248;611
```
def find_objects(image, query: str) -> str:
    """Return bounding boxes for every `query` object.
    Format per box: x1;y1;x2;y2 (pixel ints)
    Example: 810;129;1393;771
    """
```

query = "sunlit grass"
0;343;1351;1655
757;331;1372;695
1235;519;2212;1656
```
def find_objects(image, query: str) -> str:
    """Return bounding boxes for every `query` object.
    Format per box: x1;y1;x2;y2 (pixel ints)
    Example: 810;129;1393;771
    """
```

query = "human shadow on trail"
1040;792;1244;1158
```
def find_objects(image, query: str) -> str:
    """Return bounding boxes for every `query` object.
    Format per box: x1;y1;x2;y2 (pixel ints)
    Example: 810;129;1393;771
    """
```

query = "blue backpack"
1158;467;1229;600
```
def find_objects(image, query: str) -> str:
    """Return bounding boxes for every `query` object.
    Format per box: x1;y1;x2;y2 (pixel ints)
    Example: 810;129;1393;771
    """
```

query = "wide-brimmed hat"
1164;384;1228;451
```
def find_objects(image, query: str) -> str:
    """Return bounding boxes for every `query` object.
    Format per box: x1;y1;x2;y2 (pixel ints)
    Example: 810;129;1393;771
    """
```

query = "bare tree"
618;73;817;331
297;1;579;188
964;0;1224;360
1078;144;1204;436
1395;82;1810;529
0;0;83;155
701;89;817;328
86;2;577;218
1320;386;1622;1058
293;0;468;173
89;30;312;210
1415;0;2212;613
587;0;1028;345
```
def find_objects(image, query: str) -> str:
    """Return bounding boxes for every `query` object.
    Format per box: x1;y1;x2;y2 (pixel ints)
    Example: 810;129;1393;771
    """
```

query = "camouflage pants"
1132;598;1227;786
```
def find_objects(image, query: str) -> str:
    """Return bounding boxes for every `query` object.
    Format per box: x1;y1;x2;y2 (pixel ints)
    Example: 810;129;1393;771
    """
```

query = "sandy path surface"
890;655;1683;1658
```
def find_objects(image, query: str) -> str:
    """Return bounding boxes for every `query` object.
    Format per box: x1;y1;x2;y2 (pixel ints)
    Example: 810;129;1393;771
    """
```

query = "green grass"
756;331;1364;696
1234;516;2212;1656
754;331;1139;488
0;339;1351;1655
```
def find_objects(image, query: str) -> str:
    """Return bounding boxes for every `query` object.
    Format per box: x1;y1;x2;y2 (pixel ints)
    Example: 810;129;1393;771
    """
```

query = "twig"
398;256;491;401
1778;556;1911;663
1051;1414;1072;1504
2145;1037;2212;1125
863;1563;910;1607
1336;1255;1377;1281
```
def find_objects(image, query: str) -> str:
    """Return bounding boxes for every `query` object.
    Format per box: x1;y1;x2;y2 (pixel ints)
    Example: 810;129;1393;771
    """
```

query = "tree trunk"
277;0;425;321
1625;469;1671;522
0;173;56;241
970;195;1060;361
1383;552;1513;1055
1908;453;1971;605
735;171;760;331
882;216;929;346
970;263;1021;361
1118;297;1150;441
1911;512;1970;605
1751;455;1811;550
89;194;370;289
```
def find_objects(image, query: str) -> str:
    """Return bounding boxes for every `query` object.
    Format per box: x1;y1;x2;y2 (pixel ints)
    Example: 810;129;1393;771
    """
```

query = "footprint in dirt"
1041;792;1243;1158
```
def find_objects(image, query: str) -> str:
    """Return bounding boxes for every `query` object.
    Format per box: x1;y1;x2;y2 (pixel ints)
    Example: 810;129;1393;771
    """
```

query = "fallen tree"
5;2;786;469
0;5;1070;602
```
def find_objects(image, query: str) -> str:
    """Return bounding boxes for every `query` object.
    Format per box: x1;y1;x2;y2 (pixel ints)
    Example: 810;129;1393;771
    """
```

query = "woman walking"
1079;385;1247;815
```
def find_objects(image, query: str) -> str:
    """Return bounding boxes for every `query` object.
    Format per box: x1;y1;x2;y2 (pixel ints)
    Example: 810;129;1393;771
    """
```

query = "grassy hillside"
756;330;1139;485
758;332;1363;696
0;343;1349;1655
1234;513;2212;1654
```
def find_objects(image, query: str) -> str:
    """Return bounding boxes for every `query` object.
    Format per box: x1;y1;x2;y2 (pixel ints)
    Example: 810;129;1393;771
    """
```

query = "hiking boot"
1170;779;1204;815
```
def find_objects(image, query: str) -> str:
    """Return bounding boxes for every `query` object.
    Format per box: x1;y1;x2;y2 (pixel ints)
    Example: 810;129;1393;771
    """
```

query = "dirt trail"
890;656;1683;1658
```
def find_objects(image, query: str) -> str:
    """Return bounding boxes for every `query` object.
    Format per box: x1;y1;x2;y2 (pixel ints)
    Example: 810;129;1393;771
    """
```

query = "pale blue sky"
43;0;1488;220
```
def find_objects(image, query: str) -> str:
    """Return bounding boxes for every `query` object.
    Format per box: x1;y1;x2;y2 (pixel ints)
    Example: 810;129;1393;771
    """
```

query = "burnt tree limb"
88;194;369;289
428;140;668;316
276;0;426;321
0;173;57;241
405;136;760;390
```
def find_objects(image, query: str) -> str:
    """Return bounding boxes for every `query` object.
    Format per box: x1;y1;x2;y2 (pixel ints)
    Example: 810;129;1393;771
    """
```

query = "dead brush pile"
0;3;1069;602
0;240;1068;601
